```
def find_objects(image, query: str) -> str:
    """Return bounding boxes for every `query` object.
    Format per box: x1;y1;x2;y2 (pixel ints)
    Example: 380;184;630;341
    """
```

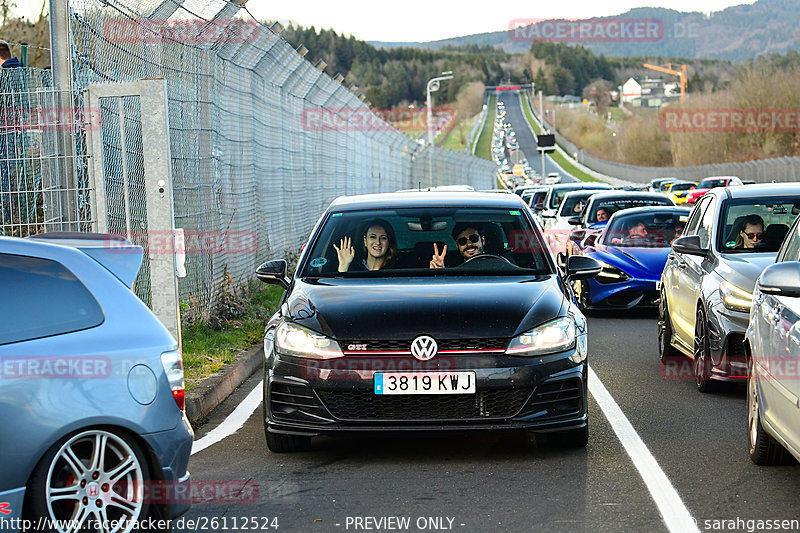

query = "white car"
544;188;611;268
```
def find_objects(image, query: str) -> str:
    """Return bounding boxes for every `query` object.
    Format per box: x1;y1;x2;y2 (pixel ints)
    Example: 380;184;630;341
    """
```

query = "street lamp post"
426;71;453;188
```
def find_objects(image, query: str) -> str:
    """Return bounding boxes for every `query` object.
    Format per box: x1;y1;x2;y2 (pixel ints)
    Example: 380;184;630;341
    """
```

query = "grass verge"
519;93;600;183
181;282;284;392
474;95;496;160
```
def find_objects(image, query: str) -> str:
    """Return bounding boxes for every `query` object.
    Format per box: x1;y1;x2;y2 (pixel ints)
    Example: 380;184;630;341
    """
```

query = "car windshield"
558;192;595;216
602;211;688;248
530;190;547;207
301;207;553;277
698;178;727;188
587;197;674;224
549;187;582;209
671;183;695;192
718;197;800;253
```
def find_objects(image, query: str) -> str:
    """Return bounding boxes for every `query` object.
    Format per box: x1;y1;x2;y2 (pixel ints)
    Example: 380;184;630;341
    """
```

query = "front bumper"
264;350;588;436
704;300;749;381
585;276;660;310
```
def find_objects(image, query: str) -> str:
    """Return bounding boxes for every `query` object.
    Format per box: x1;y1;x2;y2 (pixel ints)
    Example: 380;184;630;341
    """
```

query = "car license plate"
374;372;476;395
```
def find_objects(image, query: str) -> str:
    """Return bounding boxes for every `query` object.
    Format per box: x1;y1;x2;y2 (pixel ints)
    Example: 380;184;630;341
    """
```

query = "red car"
686;176;743;204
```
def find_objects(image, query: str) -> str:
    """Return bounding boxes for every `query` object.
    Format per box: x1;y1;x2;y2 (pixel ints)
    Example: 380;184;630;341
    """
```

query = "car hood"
286;276;567;340
591;245;671;279
717;253;777;292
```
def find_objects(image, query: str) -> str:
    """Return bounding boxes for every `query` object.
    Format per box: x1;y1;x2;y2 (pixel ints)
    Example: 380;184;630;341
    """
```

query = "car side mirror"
568;216;582;226
672;235;708;257
583;233;598;247
569;229;586;243
565;255;602;282
758;262;800;298
256;259;290;289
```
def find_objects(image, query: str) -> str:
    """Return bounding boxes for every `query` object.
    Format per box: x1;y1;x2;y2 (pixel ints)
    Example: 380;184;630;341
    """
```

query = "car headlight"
596;261;631;284
506;317;576;356
274;322;343;359
720;281;753;312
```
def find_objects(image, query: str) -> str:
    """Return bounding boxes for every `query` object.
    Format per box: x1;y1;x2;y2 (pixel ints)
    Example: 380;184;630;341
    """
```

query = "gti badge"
410;336;438;361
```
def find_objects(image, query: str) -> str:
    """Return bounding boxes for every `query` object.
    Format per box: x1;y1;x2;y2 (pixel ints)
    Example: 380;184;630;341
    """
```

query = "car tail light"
160;350;186;410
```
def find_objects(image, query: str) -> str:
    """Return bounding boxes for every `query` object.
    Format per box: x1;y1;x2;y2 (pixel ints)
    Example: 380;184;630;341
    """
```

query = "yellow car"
666;181;697;204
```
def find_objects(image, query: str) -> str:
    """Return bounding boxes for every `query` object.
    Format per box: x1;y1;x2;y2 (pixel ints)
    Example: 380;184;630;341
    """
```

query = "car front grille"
339;338;509;353
317;388;532;421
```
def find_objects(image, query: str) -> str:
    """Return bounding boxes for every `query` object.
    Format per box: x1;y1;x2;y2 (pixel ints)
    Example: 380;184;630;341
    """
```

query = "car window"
301;207;553;277
602;211;687;248
777;219;800;263
717;197;800;253
0;254;105;345
548;187;580;209
697;197;717;248
558;192;593;217
684;196;710;236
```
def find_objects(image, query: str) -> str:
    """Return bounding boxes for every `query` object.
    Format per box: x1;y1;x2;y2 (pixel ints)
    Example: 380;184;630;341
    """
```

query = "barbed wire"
0;41;51;52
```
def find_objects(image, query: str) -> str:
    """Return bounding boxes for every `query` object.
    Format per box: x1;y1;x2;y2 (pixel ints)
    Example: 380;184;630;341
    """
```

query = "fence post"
139;79;182;346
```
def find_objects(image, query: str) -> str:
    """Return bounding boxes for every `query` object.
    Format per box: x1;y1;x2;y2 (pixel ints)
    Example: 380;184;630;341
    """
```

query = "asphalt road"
496;92;577;184
183;310;800;533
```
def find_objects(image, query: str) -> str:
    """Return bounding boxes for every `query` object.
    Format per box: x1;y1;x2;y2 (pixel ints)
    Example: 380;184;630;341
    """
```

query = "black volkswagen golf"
256;191;600;452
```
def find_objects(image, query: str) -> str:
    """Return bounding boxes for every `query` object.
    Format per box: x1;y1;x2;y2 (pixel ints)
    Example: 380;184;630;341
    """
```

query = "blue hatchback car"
0;233;193;532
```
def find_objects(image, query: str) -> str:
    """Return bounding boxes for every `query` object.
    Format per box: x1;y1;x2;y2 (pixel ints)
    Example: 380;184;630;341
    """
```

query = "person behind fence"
334;219;397;272
0;41;22;223
0;42;21;68
430;223;485;269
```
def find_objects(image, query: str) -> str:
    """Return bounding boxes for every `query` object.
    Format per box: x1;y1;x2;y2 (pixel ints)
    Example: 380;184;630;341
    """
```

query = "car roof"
608;206;691;218
549;183;612;191
709;182;800;199
588;191;671;202
328;191;527;211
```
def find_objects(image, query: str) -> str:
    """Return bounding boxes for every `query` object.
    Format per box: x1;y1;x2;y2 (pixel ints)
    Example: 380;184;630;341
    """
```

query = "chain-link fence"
0;0;496;316
0;69;93;236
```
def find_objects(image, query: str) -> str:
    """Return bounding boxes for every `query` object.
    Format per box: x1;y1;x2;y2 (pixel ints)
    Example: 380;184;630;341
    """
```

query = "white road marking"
191;380;262;455
189;365;699;533
588;365;699;533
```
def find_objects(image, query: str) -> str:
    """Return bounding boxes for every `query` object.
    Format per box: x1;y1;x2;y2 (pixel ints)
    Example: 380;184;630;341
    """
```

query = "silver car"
0;233;193;532
746;214;800;464
659;184;800;392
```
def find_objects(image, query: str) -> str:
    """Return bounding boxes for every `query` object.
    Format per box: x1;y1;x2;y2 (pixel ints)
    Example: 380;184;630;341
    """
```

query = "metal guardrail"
536;101;800;184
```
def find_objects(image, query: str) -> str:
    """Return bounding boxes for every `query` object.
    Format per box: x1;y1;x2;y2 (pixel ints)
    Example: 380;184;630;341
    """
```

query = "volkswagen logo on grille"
410;336;438;361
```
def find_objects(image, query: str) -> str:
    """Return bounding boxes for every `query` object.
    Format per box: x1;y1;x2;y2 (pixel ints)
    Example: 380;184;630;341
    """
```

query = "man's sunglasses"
743;231;763;240
456;234;481;246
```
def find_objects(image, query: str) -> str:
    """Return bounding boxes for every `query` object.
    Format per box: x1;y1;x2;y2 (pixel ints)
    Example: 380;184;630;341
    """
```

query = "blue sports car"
572;207;690;310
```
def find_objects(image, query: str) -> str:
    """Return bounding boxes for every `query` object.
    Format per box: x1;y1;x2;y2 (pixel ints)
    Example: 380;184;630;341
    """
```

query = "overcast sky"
248;0;757;42
13;0;757;43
